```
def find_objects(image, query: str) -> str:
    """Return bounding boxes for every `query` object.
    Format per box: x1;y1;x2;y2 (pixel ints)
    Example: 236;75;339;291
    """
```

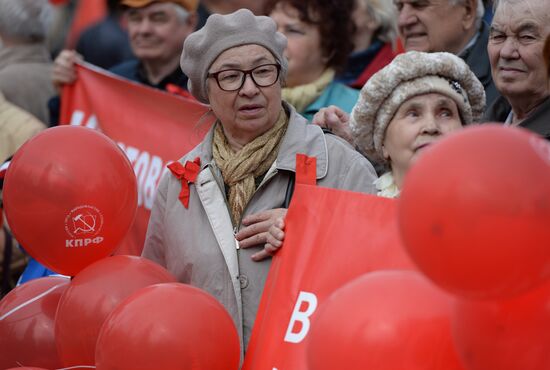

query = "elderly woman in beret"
142;9;377;354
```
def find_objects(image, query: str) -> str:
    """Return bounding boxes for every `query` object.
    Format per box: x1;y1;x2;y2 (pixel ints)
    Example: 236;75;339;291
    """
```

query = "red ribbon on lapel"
167;157;201;208
295;154;317;185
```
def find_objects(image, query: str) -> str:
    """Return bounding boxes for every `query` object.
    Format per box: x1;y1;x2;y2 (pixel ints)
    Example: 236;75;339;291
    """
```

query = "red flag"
60;63;212;255
243;184;416;369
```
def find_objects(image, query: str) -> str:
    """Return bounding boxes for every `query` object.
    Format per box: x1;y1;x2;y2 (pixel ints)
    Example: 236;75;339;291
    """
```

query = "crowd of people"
0;0;549;358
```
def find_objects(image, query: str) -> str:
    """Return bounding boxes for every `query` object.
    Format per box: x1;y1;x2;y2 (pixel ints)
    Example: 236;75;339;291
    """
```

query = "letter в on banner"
243;184;416;369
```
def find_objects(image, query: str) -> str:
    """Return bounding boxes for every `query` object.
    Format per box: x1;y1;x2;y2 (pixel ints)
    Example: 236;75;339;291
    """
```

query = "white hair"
357;0;398;44
450;0;485;28
173;3;191;24
0;0;52;42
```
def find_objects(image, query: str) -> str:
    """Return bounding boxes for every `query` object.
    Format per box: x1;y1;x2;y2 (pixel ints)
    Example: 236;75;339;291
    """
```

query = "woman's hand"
236;208;287;261
312;105;354;145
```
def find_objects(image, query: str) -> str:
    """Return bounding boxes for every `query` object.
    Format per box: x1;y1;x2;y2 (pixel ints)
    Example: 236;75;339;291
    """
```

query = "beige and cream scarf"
213;108;289;226
282;69;335;113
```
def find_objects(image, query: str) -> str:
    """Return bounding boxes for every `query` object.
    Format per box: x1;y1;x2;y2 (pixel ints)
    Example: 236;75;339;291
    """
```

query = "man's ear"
461;0;478;31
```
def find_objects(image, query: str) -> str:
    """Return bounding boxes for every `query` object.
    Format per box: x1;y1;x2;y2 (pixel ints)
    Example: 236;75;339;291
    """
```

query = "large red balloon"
306;270;465;370
95;283;240;370
3;126;137;276
452;280;550;370
55;255;176;367
0;276;69;369
399;125;550;299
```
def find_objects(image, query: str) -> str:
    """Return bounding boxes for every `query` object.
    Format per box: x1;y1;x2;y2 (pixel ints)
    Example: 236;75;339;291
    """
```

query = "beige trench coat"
142;103;377;357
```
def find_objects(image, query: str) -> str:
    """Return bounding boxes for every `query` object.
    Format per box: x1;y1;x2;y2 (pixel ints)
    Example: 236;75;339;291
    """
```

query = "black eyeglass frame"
207;63;281;92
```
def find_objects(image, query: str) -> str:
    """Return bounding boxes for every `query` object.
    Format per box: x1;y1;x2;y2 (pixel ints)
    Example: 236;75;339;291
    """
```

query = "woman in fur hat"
266;51;486;250
314;50;486;197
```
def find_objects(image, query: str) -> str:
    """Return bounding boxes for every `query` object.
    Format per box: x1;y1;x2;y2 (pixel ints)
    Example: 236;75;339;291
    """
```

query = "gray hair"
450;0;485;28
173;3;191;23
492;0;550;24
0;0;52;42
358;0;398;44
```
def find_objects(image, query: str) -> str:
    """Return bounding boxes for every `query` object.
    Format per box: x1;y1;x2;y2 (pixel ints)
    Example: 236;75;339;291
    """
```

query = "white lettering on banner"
134;150;150;207
284;291;318;344
69;110;99;130
144;156;163;209
65;237;104;248
118;143;167;210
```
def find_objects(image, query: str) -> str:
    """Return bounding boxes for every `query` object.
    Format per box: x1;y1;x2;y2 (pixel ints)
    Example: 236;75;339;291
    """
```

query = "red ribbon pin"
167;157;201;208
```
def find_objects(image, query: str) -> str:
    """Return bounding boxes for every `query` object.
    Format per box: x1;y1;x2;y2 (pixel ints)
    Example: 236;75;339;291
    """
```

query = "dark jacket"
76;15;134;70
336;40;400;89
484;95;550;139
460;22;500;108
109;60;188;91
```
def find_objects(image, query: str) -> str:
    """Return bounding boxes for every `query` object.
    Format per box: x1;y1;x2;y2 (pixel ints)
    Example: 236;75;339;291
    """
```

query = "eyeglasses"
207;63;281;91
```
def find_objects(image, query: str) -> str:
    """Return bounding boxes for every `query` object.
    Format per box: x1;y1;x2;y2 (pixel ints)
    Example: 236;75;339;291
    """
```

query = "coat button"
239;274;249;289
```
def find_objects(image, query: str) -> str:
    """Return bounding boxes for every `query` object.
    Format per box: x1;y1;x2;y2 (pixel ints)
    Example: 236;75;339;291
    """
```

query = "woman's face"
269;3;326;87
207;44;282;148
382;93;463;186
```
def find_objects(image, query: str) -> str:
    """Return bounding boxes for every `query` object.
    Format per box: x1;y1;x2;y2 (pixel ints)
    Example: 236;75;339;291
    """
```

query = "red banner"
60;63;211;255
243;184;416;369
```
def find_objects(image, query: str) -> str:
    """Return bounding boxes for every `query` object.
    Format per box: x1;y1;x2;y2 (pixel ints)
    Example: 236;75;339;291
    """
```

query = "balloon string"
56;366;96;369
0;284;64;321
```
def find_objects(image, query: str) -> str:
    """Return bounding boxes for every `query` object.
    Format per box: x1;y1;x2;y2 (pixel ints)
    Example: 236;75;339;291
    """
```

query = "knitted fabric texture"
282;69;335;114
350;51;486;164
181;8;287;104
212;108;288;226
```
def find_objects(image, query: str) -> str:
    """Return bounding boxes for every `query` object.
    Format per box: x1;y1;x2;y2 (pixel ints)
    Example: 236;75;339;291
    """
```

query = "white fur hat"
350;51;486;164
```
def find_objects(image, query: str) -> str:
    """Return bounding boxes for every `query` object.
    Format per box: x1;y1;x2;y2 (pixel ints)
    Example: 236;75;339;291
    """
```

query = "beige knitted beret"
180;8;288;104
350;51;486;164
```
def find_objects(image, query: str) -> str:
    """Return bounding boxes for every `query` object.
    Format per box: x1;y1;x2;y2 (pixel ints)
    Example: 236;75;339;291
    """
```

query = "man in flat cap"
51;0;198;107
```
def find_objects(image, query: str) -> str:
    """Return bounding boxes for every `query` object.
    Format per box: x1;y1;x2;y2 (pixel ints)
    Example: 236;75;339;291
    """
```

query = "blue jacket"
301;81;360;121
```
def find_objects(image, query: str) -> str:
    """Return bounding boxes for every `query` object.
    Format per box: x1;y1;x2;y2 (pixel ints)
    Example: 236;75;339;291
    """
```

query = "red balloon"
452;280;550;370
55;255;176;367
5;368;50;370
95;283;240;370
399;125;550;299
307;270;465;370
0;276;69;369
3;126;137;276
